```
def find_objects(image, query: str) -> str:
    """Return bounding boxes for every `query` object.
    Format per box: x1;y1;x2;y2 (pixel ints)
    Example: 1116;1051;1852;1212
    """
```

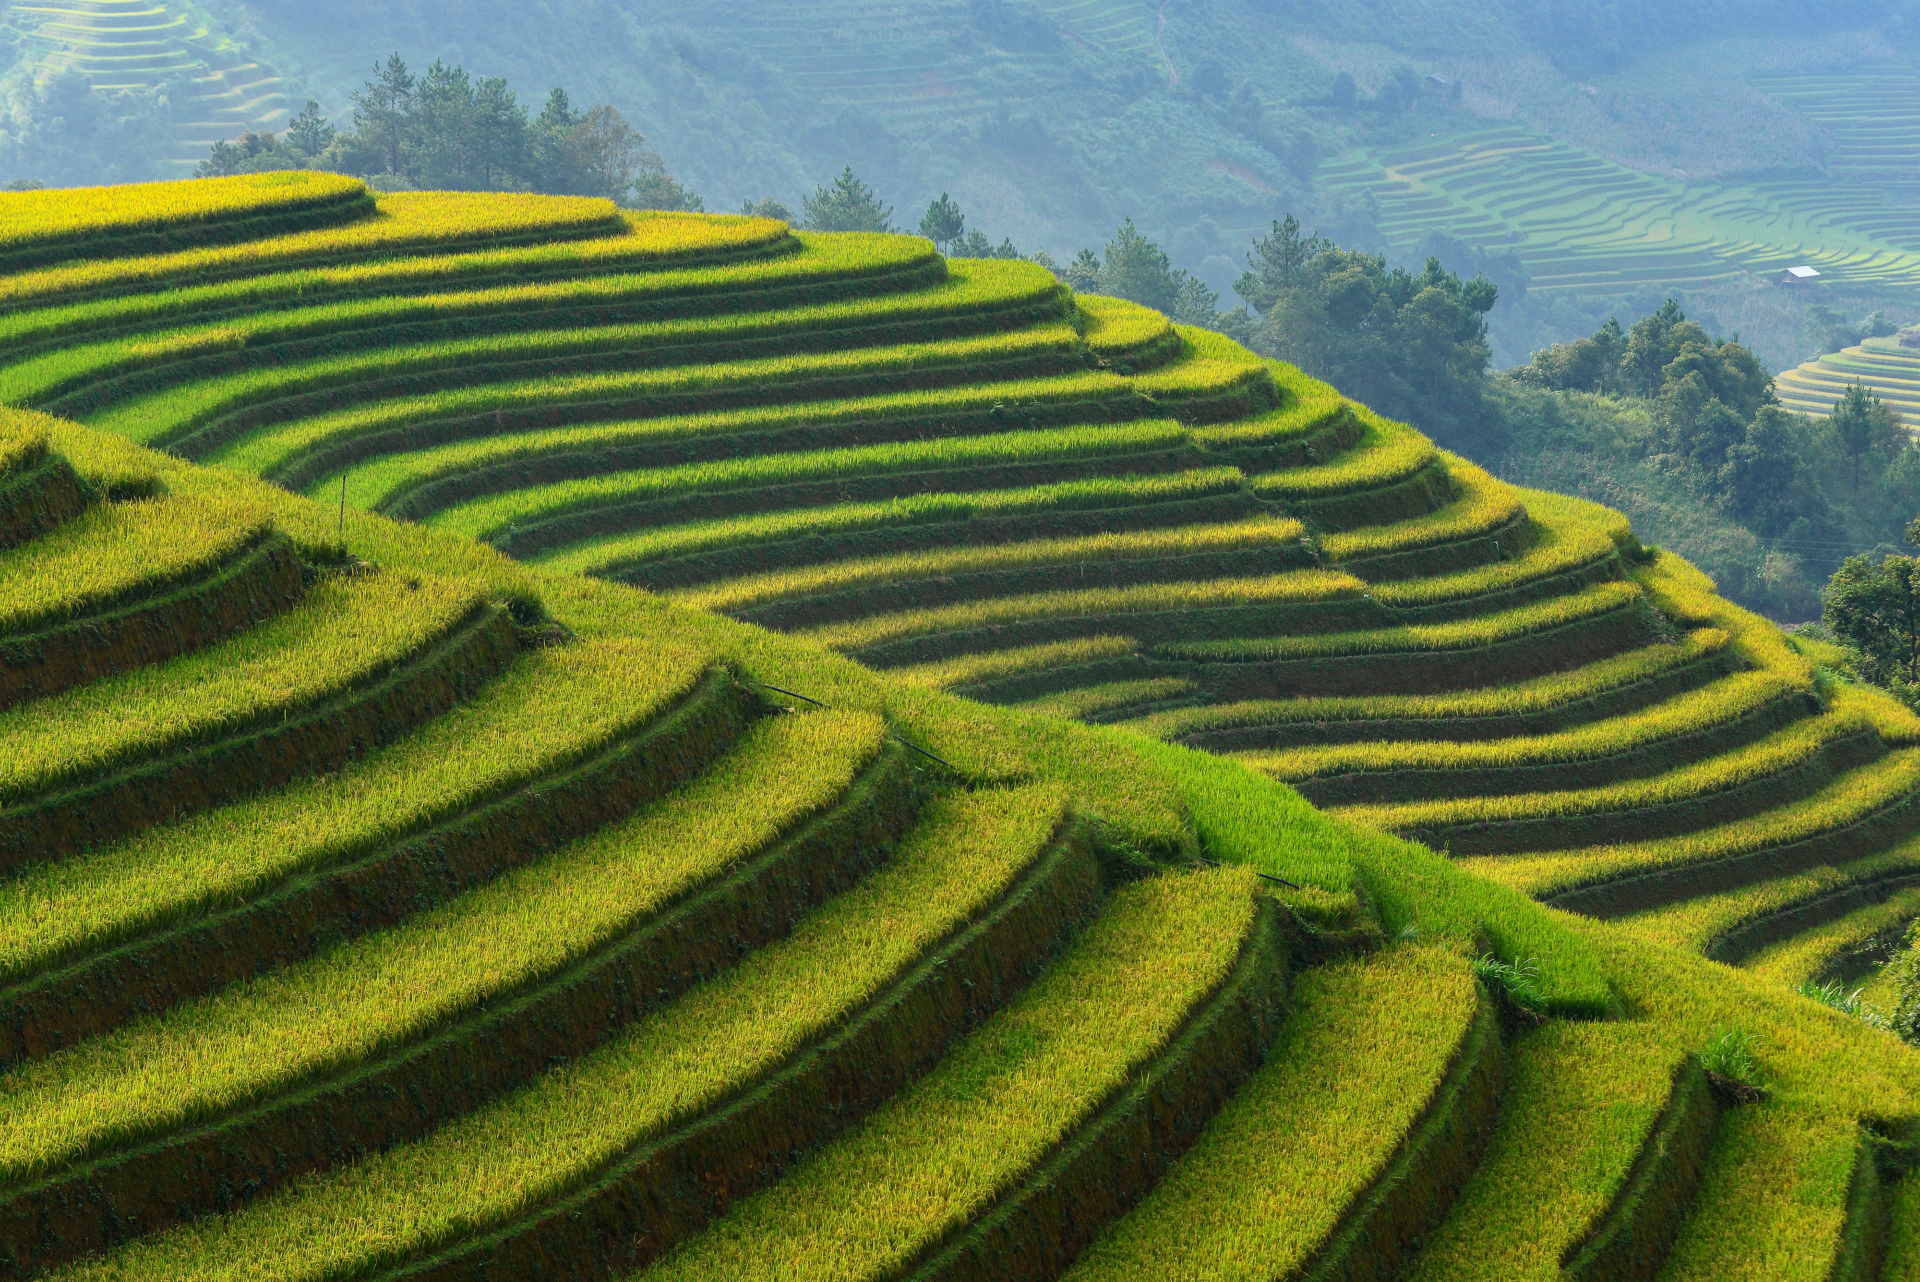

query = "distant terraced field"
10;0;290;169
9;172;1920;1280
1777;335;1920;421
1319;121;1920;300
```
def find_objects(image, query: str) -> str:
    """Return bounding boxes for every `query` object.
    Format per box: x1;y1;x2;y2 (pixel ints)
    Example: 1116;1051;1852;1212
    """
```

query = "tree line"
199;54;700;209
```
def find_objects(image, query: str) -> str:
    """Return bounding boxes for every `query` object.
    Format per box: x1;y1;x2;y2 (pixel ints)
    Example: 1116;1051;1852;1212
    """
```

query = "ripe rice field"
2;174;1920;1278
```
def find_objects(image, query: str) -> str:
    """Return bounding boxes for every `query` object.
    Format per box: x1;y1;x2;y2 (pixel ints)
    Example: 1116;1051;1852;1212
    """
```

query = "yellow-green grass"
230;325;1262;494
1189;362;1346;453
425;420;1195;544
888;636;1142;692
1015;678;1201;721
1;257;1059;411
639;865;1256;1282
1398;1022;1685;1281
672;517;1307;613
1123;628;1730;742
0;709;883;1185
85;314;1082;449
1249;407;1434;500
0;569;480;806
1060;944;1477;1282
1617;841;1920;957
1319;455;1525;562
796;570;1366;656
310;373;1186;515
1131;736;1613;1010
1742;885;1920;988
0;193;667;332
534;471;1249;579
1653;1104;1868;1282
1134;326;1272;400
42;783;1068;1282
0;172;365;255
0;418;44;477
0;637;703;989
1331;694;1882;832
1155;579;1643;662
1463;746;1920;901
0;495;267;634
1242;668;1801;783
1636;551;1816;675
1362;500;1620;611
1888;1159;1920;1280
1078;293;1174;357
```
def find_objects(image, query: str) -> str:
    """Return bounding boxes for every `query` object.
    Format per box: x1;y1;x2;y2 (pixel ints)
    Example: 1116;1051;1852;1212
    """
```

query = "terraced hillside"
1316;123;1920;299
1777;335;1920;422
11;173;1920;1278
9;0;291;170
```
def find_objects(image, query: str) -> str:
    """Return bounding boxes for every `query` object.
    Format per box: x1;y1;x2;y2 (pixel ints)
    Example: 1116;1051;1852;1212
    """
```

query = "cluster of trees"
1233;215;1498;449
1506;301;1920;617
1804;304;1899;357
199;55;700;208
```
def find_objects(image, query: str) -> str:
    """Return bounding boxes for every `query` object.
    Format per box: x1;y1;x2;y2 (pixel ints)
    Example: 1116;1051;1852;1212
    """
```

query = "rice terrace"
16;138;1920;1282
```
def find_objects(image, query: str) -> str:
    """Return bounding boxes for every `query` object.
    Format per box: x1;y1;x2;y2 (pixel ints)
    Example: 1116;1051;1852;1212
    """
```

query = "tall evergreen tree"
918;192;964;252
802;167;893;232
351;53;416;177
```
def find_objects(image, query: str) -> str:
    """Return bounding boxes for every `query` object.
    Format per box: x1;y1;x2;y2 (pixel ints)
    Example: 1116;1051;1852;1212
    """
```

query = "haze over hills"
9;0;1920;369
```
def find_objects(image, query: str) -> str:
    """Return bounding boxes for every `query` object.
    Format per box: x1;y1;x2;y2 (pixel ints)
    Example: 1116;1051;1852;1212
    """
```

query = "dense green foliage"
198;57;700;210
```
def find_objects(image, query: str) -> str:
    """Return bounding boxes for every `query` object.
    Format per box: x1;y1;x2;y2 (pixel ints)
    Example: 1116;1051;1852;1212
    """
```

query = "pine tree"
918;192;964;252
801;167;893;232
285;101;333;157
351;53;416;178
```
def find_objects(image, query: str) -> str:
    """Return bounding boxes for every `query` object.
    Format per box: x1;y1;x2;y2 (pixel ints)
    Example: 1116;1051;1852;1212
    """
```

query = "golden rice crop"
0;173;366;252
1061;945;1477;1282
1365;505;1620;608
1015;677;1200;720
1244;669;1799;781
799;569;1365;654
426;419;1191;543
1122;629;1730;740
0;710;885;1185
1400;1022;1685;1282
1334;701;1876;830
1078;293;1174;355
646;866;1255;1282
0;496;268;634
86;313;1081;448
1134;326;1272;398
1745;883;1920;987
1319;455;1525;560
0;416;44;476
1251;407;1435;499
1;257;1057;410
887;635;1141;690
45;784;1066;1282
535;470;1247;578
673;516;1306;613
1156;580;1643;662
1461;746;1920;899
0;638;706;988
0;198;783;314
0;213;842;352
279;369;1145;507
0;571;481;805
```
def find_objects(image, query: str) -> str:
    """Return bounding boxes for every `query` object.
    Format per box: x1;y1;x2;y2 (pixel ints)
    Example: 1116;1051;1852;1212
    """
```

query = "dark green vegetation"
6;178;1920;1278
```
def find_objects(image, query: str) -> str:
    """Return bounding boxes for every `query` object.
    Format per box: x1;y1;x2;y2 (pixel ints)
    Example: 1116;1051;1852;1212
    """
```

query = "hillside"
7;175;1920;1278
14;0;1920;370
